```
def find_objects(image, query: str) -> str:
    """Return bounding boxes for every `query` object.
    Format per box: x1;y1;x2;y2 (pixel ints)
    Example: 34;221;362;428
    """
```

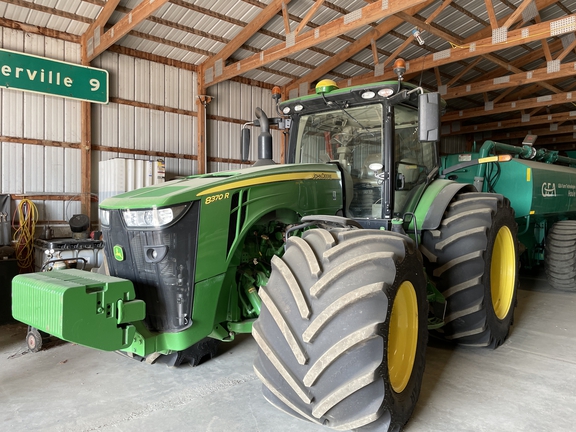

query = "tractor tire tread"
254;228;427;431
546;221;576;291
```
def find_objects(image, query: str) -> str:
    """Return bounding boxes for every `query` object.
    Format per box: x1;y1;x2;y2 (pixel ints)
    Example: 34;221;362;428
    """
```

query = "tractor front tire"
421;192;519;348
253;228;427;432
545;220;576;291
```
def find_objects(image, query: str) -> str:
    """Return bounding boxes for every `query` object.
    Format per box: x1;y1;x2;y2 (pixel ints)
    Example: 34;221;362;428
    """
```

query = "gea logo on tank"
541;182;557;197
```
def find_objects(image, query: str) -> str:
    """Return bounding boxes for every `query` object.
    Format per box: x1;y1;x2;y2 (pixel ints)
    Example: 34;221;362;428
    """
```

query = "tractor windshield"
294;103;436;217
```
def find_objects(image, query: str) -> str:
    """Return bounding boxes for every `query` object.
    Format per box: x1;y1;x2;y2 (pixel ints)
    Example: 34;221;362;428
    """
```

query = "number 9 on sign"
90;78;100;91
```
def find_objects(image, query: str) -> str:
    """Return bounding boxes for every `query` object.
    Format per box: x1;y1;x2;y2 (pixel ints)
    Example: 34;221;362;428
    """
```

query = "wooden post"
196;76;212;174
80;103;92;217
80;39;92;219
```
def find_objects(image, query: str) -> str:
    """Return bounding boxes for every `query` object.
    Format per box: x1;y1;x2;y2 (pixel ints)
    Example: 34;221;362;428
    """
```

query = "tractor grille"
102;201;200;333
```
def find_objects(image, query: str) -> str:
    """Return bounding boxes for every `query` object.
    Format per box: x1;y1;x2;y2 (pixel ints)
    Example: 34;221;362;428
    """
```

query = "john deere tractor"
13;61;523;431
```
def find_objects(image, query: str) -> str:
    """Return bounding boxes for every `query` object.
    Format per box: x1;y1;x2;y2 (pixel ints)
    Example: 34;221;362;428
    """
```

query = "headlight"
361;90;375;99
100;209;110;226
378;88;394;97
122;204;187;228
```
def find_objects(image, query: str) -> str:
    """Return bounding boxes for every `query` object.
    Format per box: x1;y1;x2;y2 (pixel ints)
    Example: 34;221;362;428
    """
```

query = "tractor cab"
282;68;442;227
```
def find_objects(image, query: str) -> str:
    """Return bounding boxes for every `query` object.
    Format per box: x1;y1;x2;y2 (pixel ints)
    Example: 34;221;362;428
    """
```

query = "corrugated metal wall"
208;80;283;172
91;51;199;181
0;28;283;222
0;29;82;222
440;134;469;155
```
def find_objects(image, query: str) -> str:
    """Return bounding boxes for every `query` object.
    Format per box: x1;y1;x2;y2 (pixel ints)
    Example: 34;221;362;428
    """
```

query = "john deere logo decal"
113;245;125;261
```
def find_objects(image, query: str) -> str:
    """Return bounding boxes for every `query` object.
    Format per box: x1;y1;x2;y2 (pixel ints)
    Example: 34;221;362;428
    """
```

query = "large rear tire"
545;220;576;292
420;192;519;348
253;229;427;431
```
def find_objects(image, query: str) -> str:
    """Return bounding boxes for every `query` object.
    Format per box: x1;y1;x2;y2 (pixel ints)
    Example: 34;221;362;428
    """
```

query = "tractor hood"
100;163;342;210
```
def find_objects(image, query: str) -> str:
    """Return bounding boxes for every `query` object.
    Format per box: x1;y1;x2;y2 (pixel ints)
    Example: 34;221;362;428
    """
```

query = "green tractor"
13;63;523;431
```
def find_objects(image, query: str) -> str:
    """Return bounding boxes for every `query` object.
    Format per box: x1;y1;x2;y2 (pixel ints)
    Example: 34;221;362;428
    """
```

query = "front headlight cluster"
122;204;187;228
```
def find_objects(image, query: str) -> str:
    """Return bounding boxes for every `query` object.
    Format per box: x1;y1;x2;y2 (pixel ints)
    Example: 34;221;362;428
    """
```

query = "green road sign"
0;48;108;104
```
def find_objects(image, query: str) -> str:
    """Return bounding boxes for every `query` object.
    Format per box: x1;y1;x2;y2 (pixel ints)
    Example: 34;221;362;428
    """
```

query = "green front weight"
12;269;145;351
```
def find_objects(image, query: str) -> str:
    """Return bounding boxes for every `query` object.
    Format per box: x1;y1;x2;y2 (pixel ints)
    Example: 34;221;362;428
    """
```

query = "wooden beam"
465;40;563;84
2;0;91;24
501;0;535;29
85;0;170;62
0;136;80;149
202;0;291;76
446;58;482;87
108;45;198;71
110;98;198;117
557;36;576;61
424;0;453;23
208;156;251;165
492;87;515;104
434;67;442;87
532;134;576;146
81;0;121;62
371;39;379;64
480;53;560;94
383;0;453;68
282;1;291;34
80;101;92;217
490;123;576;141
535;15;553;61
546;142;576;151
443;91;576;122
284;0;434;95
11;194;92;202
93;145;199;160
442;61;576;99
483;0;499;30
113;0;329;74
396;11;457;44
384;35;415;67
443;111;576;136
294;0;325;35
463;0;559;42
0;17;80;43
340;14;576;88
397;12;560;95
197;77;212;174
80;32;93;219
204;0;429;87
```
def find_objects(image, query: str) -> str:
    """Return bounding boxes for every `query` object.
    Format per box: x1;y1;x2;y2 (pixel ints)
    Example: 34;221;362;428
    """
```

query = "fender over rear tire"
253;228;427;431
420;192;519;348
545;220;576;292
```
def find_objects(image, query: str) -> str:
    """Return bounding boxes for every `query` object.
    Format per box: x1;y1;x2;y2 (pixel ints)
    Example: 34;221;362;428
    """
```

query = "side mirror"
418;92;441;142
241;128;250;161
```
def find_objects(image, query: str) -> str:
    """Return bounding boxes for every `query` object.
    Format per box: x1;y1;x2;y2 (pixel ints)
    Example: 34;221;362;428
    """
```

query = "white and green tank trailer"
15;60;576;430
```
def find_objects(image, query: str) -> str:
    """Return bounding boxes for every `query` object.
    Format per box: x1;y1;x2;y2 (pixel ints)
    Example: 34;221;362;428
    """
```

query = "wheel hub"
490;226;515;320
387;281;418;393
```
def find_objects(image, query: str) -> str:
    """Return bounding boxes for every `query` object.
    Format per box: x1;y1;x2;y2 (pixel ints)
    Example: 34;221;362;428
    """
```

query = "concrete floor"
1;271;575;432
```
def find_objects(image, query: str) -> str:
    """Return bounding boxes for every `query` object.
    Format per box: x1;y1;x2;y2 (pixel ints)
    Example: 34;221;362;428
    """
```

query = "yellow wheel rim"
490;226;516;320
387;281;418;393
